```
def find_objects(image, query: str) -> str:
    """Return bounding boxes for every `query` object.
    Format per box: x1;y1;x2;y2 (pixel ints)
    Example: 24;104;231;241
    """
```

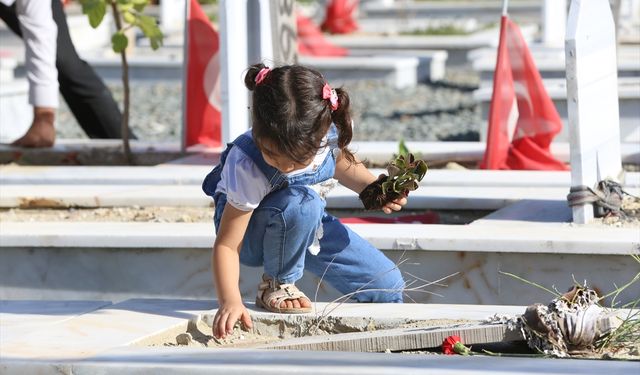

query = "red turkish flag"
297;13;348;56
184;0;221;147
480;15;567;170
321;0;359;34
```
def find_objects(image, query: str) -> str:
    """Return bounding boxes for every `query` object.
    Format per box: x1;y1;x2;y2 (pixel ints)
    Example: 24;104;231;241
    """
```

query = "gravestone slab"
565;0;624;223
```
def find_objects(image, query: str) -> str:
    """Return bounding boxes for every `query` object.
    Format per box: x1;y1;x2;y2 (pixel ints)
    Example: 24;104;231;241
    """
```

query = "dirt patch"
143;320;280;349
590;196;640;228
140;316;475;349
2;193;636;227
0;206;214;223
0;206;489;225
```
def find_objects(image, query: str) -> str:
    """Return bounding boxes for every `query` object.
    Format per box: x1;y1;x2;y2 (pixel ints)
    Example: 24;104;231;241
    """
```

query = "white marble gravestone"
542;0;567;48
160;0;185;34
219;0;250;144
219;0;297;145
565;0;624;224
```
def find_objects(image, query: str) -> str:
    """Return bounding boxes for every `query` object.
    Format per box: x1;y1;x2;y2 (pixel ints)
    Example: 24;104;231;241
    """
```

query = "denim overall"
202;127;403;302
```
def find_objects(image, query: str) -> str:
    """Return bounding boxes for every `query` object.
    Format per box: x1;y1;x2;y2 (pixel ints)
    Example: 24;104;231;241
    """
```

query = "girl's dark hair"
244;63;355;165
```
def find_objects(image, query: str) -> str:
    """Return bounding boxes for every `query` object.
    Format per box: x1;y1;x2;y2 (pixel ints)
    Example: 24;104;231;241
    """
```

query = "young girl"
202;63;407;339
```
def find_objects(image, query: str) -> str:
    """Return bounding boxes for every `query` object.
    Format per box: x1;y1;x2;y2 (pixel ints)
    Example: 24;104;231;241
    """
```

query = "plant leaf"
393;156;406;170
122;10;136;24
111;31;128;53
387;165;400;178
79;0;106;28
136;14;164;50
414;160;428;181
398;139;409;158
131;0;149;12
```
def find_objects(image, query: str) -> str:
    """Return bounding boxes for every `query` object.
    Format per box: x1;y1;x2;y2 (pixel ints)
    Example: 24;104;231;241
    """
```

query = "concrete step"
78;53;421;89
360;0;541;24
470;45;640;81
327;25;537;66
2;138;638;166
346;49;448;82
2;161;638;187
299;56;419;89
1;220;637;305
0;298;526;359
0;184;575;210
9;298;639;374
5;347;637;374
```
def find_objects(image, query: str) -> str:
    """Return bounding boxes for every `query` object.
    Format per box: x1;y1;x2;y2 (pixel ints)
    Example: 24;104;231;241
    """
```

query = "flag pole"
502;0;509;16
180;0;190;153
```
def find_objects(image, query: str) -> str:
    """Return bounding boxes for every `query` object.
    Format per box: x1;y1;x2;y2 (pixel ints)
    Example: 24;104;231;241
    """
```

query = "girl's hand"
382;196;407;214
212;301;253;339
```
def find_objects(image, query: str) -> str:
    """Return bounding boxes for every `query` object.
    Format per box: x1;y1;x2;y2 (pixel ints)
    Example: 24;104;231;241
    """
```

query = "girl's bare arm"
211;203;254;338
333;153;407;214
333;153;377;194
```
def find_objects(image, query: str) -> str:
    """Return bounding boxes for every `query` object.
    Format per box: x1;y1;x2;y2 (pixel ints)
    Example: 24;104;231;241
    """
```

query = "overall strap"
233;133;287;189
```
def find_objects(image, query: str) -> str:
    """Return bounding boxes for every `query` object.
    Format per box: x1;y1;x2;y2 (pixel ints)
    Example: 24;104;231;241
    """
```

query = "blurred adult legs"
0;1;136;140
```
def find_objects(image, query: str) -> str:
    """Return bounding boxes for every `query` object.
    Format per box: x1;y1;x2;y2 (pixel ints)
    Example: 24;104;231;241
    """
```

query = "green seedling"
359;153;428;211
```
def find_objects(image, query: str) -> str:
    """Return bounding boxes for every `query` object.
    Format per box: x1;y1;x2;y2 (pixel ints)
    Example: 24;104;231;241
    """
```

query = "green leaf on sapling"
80;0;106;28
137;14;164;50
132;0;148;9
111;31;128;53
122;10;136;24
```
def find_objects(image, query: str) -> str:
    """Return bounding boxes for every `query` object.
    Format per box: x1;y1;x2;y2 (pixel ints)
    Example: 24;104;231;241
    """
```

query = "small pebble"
176;332;192;346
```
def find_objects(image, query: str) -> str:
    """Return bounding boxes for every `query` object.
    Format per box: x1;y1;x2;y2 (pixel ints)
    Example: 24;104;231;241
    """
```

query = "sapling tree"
79;0;163;164
359;153;428;210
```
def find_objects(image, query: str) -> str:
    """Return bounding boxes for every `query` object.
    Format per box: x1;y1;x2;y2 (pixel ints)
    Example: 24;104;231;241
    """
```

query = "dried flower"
442;335;471;355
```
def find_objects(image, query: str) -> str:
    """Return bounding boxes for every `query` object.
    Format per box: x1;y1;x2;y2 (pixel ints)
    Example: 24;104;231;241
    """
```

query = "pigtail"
331;88;356;164
244;63;267;91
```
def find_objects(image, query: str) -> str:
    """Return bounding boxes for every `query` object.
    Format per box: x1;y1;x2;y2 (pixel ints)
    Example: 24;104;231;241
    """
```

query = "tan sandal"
255;275;312;314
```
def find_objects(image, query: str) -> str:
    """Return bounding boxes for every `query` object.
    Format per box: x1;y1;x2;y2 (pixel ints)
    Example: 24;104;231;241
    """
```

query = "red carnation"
442;335;471;355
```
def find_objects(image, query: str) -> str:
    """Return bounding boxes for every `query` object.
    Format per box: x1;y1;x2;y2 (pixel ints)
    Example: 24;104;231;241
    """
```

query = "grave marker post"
220;0;297;144
565;0;624;224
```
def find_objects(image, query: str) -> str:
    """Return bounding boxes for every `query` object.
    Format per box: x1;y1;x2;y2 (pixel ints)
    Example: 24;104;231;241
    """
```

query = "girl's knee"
354;268;404;303
263;186;324;222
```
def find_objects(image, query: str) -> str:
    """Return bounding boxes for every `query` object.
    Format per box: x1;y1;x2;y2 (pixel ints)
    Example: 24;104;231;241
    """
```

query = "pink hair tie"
322;82;339;111
255;67;270;85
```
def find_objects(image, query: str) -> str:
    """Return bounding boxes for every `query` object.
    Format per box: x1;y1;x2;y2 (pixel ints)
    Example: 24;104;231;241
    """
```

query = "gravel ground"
54;69;482;143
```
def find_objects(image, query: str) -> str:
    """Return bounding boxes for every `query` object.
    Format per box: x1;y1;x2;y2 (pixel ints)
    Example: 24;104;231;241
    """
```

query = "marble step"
77;53;420;89
360;0;541;23
2;163;639;187
0;184;576;210
327;25;537;66
10;298;635;375
470;45;640;81
2;139;638;166
1;219;637;305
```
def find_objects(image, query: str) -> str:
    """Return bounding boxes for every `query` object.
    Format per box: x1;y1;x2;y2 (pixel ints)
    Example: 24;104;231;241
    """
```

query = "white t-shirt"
215;137;331;211
2;0;58;108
